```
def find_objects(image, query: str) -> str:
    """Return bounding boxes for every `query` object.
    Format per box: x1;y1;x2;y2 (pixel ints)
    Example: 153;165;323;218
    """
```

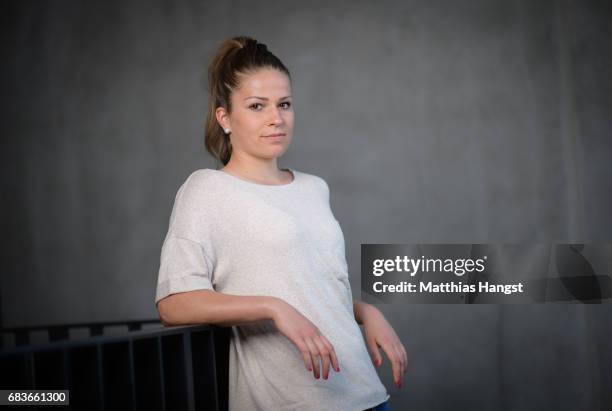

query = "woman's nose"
268;107;284;125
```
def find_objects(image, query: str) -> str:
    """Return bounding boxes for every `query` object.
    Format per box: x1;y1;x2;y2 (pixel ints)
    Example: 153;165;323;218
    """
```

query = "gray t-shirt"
155;168;389;411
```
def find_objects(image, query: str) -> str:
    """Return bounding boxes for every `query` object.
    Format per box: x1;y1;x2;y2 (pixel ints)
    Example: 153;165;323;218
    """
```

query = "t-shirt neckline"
209;167;297;188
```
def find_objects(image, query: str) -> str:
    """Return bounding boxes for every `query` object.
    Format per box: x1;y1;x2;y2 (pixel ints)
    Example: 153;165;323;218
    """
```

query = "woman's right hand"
270;299;340;380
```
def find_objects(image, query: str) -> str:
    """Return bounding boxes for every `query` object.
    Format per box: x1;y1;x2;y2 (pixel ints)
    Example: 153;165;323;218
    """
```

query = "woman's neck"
221;155;289;185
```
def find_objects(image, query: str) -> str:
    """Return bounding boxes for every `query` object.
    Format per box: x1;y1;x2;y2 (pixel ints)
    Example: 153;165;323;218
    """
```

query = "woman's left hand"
361;304;408;389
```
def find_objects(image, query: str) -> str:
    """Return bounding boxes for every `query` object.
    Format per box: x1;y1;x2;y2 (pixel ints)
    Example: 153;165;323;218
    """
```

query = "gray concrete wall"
2;0;611;410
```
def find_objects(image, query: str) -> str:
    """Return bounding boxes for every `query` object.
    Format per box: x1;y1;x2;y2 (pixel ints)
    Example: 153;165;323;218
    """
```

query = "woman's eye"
249;102;291;111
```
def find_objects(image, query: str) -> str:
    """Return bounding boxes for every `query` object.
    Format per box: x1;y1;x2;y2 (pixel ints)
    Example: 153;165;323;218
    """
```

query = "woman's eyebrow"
243;95;292;101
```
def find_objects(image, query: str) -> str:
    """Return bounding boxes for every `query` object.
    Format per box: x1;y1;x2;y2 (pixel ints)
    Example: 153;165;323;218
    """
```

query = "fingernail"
324;375;328;380
336;366;340;372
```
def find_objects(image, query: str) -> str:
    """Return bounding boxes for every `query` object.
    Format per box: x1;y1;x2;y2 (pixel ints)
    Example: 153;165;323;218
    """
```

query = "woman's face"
218;68;294;162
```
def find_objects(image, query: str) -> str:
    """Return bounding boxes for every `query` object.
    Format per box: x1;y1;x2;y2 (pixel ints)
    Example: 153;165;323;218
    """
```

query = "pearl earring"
224;128;230;134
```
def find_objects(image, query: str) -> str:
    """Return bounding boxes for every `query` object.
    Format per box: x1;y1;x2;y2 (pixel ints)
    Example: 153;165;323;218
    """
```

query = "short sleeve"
314;175;330;204
155;171;216;304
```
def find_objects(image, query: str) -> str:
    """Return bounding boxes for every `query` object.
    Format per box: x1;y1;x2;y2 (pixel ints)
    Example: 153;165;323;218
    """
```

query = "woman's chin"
260;146;290;159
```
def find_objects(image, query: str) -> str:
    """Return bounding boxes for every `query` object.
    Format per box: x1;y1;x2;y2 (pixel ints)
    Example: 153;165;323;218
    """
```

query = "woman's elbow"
157;298;179;326
156;289;215;326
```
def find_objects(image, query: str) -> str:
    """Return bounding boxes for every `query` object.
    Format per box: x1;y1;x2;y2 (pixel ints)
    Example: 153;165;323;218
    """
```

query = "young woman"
155;36;407;411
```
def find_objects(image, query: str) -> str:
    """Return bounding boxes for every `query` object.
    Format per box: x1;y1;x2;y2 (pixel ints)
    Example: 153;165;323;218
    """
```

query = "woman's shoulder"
291;169;329;195
174;169;224;200
184;168;217;183
180;168;217;188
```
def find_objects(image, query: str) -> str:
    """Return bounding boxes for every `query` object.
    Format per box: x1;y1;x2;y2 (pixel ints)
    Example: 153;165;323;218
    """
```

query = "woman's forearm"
353;299;379;325
157;289;281;327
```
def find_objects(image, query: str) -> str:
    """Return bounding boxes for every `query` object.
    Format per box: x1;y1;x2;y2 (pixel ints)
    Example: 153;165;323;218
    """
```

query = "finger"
401;345;408;373
304;338;321;379
297;338;314;373
313;337;331;380
390;344;403;378
381;342;400;387
395;346;405;387
395;345;405;380
367;337;382;368
320;335;340;372
391;345;402;386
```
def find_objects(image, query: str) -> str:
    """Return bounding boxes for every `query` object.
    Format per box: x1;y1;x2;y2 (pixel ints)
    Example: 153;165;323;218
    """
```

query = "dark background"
1;1;611;410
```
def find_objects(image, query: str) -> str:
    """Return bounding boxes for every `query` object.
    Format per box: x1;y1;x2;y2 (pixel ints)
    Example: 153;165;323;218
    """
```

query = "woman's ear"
215;107;230;131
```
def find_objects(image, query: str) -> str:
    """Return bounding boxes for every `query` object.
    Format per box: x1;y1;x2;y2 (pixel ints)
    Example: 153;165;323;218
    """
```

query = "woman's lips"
263;133;286;142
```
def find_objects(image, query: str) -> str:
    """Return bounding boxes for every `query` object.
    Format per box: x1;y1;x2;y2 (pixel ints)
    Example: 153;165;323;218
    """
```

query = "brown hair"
204;36;291;166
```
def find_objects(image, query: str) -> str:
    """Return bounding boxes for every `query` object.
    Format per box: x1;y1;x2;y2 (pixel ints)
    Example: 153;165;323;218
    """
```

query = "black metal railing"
0;320;230;411
0;319;163;348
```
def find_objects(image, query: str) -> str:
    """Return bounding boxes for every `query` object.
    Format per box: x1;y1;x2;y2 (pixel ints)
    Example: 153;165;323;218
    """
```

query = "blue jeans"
363;400;392;411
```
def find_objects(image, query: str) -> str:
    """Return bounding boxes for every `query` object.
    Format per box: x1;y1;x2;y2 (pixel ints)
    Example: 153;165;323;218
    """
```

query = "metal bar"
62;348;70;389
1;319;161;334
90;325;104;337
97;343;105;411
128;340;137;411
15;331;29;347
1;325;206;357
211;330;220;411
158;336;166;411
48;326;69;342
28;352;36;389
183;329;196;411
128;323;142;332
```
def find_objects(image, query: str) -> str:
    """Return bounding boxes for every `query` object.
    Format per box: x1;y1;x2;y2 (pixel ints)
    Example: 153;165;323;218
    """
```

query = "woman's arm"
157;289;340;380
353;299;376;325
353;298;408;389
157;289;278;327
